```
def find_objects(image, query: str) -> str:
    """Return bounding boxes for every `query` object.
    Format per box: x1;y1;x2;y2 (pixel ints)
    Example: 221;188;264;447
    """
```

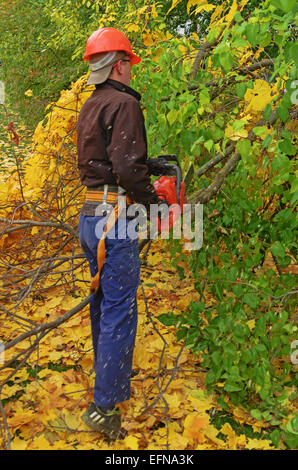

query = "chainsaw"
147;154;188;231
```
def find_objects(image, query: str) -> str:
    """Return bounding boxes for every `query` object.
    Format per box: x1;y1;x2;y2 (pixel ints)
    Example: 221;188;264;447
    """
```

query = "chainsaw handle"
157;154;181;169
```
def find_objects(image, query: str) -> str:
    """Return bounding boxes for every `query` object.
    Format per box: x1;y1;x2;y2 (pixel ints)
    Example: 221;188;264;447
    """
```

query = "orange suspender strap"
90;204;119;294
89;193;135;295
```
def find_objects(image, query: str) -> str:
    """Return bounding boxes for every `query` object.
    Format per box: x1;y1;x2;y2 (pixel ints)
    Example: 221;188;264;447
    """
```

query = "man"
77;27;163;440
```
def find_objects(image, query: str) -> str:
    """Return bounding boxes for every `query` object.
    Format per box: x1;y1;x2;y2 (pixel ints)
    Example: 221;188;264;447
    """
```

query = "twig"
3;296;90;352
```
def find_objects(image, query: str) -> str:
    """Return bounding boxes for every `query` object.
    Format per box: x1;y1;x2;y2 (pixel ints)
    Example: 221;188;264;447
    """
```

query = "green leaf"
199;88;210;105
271;0;296;12
259;32;272;47
219;52;234;72
250;409;263;420
245;23;260;47
286;416;298;435
252;126;267;136
224;382;242;392
232;37;248;48
204;139;214;153
233;11;243;23
217;394;230;410
232;284;244;298
264;103;272;120
278;139;296;155
157;312;178;326
276;103;289;122
270;241;286;258
262;134;272;149
235;82;248;98
167;109;178;125
214;115;225;128
272;154;290;173
177;327;188;341
236;139;252;160
270;429;281;447
284;432;298;449
243;293;259;309
288;43;298;67
190;302;205;314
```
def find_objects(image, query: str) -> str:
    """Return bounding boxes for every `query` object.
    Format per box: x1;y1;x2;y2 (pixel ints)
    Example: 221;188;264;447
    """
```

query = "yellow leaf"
220;422;238;449
247;319;255;331
210;4;223;23
47;372;65;388
14;368;30;382
204;423;226;446
24;89;33;97
143;33;154;46
224;0;238;25
187;0;215;14
147;251;165;266
47;350;63;362
169;423;189;449
63;382;85;396
225;123;248;141
133;343;154;369
237;434;247;447
9;407;36;429
183;412;209;440
127;24;140;32
1;383;22;399
151;46;164;62
11;436;28;450
178;45;188;54
123;434;139;450
244;79;275;114
240;0;249;10
246;438;274;450
188;389;214;413
63;412;81;430
167;0;184;15
31;434;53;450
195;3;216;14
232;406;250;424
39;407;58;425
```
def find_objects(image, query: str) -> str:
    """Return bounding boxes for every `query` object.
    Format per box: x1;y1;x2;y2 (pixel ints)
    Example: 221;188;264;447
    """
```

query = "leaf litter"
1;239;276;450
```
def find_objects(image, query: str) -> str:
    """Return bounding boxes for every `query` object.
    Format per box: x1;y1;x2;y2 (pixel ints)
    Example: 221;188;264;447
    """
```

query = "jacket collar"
96;79;141;101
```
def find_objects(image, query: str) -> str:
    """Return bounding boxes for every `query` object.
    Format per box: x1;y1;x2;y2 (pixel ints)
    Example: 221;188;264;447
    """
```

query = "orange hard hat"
83;27;141;65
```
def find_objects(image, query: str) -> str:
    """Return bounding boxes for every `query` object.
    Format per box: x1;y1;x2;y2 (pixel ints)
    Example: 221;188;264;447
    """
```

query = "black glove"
147;158;168;176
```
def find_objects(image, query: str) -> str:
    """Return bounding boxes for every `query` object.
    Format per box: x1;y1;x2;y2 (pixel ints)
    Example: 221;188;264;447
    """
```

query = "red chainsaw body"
153;176;186;231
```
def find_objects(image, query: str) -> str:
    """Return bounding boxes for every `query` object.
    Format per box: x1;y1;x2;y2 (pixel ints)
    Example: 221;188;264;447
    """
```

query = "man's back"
77;79;158;208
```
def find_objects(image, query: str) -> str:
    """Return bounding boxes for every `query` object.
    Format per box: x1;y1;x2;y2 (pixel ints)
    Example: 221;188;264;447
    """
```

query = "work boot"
81;402;127;440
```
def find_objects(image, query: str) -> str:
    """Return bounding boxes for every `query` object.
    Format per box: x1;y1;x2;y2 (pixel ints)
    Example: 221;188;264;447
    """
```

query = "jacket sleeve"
106;98;160;208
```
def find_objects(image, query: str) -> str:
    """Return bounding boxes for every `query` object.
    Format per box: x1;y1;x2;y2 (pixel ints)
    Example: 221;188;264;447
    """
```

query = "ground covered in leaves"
1;239;277;450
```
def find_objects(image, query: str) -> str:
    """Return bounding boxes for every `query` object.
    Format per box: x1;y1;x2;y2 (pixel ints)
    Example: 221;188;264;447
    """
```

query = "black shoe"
81;402;127;440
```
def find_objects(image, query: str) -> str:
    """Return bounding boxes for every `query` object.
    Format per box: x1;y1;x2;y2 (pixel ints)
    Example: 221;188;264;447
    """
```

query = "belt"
84;185;135;294
85;184;134;206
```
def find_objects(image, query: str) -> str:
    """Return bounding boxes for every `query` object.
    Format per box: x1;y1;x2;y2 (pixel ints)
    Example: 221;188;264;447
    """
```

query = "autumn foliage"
0;0;297;450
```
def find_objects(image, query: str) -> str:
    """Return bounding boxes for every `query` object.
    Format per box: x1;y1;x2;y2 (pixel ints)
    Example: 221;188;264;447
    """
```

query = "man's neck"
96;79;141;101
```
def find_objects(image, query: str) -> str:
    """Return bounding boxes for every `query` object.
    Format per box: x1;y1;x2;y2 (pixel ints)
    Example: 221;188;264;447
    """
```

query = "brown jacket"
77;79;159;209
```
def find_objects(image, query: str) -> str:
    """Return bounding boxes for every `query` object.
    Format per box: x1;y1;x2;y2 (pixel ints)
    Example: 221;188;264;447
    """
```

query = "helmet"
83;27;141;65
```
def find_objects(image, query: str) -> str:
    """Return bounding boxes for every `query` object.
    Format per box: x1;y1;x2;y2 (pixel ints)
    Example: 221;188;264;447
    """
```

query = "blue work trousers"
78;214;140;408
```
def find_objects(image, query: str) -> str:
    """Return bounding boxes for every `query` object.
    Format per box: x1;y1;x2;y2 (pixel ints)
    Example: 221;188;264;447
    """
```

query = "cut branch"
3;296;90;353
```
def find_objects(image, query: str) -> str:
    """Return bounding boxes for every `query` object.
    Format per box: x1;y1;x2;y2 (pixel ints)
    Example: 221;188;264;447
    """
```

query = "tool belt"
83;185;134;294
85;184;131;204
